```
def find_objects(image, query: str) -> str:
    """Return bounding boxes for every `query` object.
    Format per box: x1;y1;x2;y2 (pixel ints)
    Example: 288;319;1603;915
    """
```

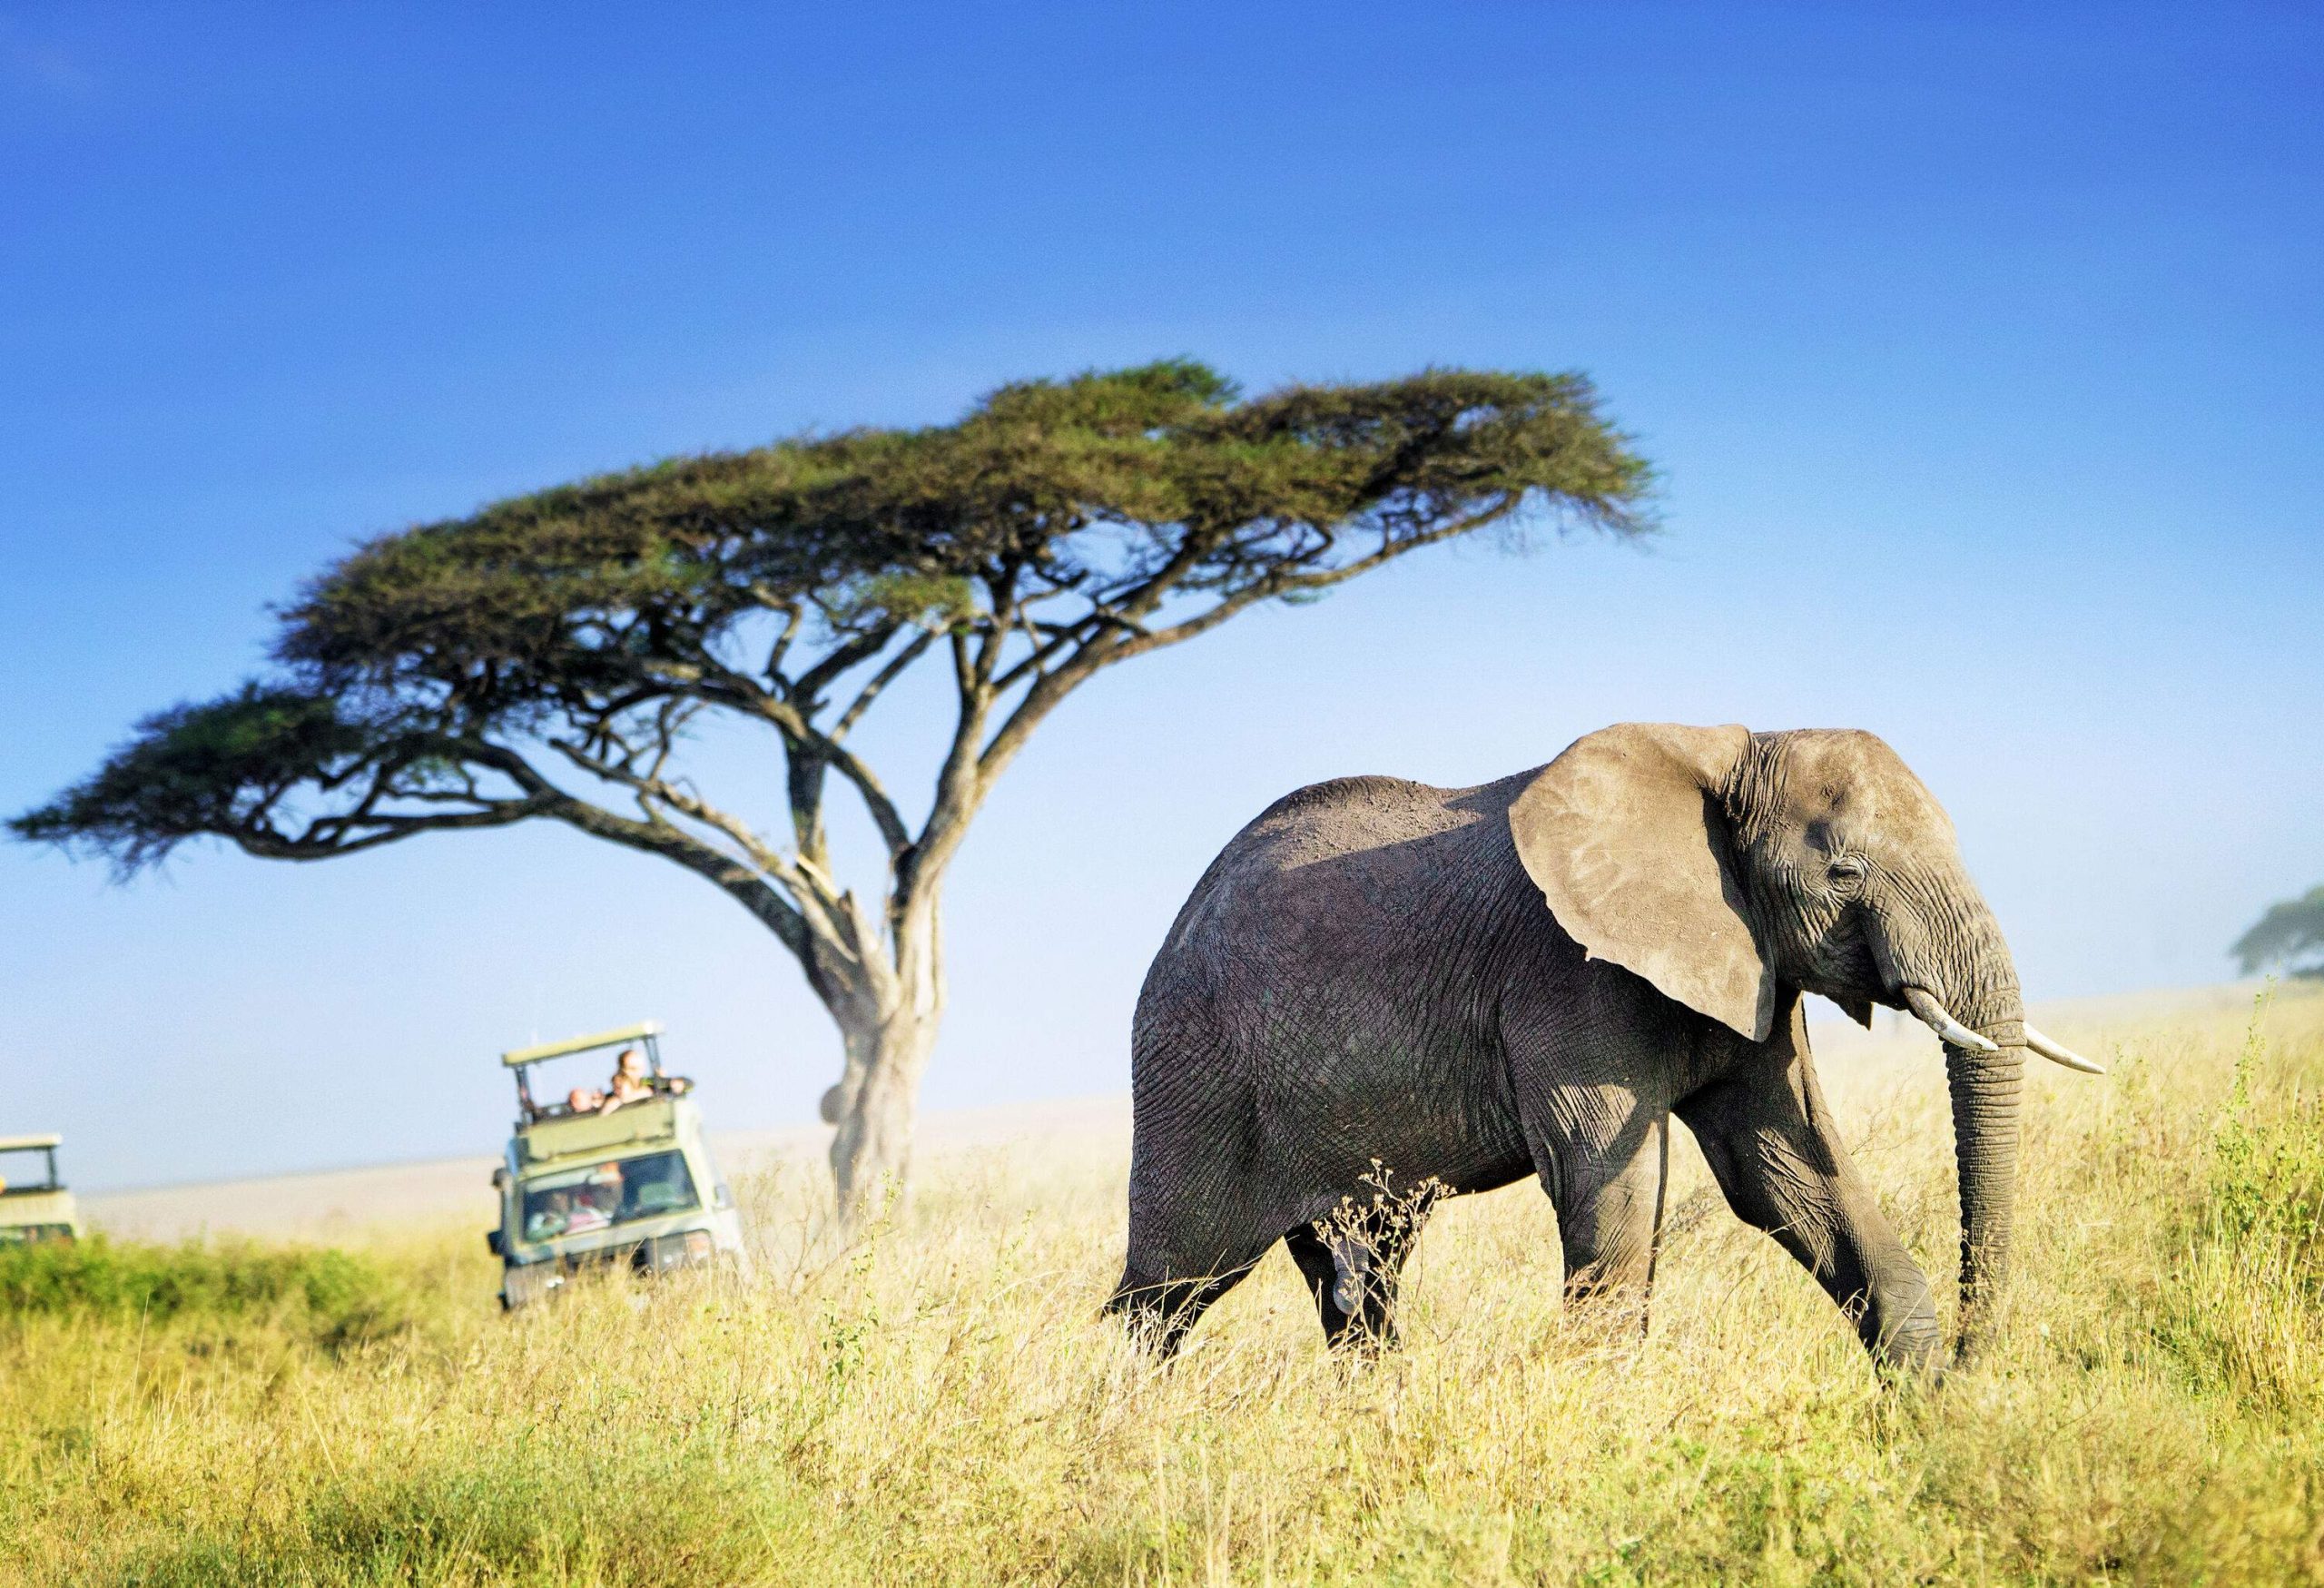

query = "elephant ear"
1509;723;1775;1042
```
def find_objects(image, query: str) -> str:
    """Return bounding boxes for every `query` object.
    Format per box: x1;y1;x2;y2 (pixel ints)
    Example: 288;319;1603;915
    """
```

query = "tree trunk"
814;890;947;1223
824;1006;940;1217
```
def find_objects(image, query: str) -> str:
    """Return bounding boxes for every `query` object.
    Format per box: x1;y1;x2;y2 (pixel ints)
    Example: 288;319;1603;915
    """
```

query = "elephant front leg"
1675;1039;1942;1377
1549;1113;1670;1327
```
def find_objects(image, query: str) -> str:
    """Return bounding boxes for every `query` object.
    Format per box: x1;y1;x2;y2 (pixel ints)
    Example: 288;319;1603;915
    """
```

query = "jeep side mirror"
485;1229;503;1257
714;1182;734;1210
491;1168;507;1189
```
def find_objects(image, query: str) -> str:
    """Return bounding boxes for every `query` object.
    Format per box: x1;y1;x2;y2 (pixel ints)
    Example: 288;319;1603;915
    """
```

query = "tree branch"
544;735;869;970
832;626;936;741
971;496;1520;784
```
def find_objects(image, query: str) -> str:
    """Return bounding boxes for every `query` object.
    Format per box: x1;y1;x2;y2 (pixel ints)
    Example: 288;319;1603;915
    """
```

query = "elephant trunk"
1876;894;2028;1360
1945;1011;2025;1358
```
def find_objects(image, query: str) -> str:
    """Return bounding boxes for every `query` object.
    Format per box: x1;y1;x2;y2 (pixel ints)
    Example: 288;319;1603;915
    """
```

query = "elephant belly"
1133;771;1544;1230
1247;1016;1532;1204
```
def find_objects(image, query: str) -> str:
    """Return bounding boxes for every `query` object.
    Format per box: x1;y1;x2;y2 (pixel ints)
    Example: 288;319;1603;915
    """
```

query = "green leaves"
8;686;373;869
822;571;977;633
273;359;1649;704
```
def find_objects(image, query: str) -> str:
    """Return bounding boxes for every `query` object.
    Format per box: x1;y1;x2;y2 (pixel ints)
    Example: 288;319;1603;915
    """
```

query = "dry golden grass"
5;984;2324;1585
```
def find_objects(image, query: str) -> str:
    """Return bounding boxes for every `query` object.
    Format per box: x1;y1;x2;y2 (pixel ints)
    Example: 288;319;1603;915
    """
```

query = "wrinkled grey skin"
1107;725;2034;1376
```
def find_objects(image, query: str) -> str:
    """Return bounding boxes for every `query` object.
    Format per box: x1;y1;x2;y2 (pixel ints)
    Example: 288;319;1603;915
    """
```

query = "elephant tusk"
2024;1021;2107;1075
1902;987;1999;1053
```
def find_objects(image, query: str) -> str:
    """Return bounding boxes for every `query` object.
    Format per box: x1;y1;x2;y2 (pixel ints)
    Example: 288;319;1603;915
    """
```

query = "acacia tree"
2234;885;2324;978
15;360;1651;1208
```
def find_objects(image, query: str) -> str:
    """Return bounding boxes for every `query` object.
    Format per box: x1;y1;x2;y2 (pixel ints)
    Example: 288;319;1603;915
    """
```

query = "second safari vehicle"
0;1135;83;1246
487;1021;748;1309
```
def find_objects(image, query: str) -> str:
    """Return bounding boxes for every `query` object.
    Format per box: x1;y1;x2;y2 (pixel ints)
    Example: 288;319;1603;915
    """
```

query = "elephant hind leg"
1285;1203;1424;1351
1105;1265;1263;1358
1108;1187;1275;1357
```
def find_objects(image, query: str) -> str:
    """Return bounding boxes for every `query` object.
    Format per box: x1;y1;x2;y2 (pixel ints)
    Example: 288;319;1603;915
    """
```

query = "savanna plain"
6;985;2324;1586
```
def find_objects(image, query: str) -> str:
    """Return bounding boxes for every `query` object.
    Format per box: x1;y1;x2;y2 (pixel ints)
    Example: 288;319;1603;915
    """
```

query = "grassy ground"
5;986;2323;1586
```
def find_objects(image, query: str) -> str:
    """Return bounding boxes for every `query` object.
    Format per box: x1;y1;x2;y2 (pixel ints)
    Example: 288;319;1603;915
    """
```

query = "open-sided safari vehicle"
0;1135;84;1245
487;1021;747;1309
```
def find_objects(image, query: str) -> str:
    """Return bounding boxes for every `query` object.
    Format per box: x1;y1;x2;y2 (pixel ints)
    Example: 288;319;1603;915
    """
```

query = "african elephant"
1106;724;2101;1374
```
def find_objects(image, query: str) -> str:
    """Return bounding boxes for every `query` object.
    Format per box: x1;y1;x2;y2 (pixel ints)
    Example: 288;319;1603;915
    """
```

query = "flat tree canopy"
2234;885;2324;978
15;360;1653;1204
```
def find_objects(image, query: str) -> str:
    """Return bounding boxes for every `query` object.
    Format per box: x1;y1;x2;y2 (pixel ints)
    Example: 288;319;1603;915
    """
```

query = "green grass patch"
0;1236;413;1350
107;1436;833;1588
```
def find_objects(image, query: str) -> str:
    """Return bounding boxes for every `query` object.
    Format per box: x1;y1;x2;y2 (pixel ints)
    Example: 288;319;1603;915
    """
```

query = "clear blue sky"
4;4;2318;1190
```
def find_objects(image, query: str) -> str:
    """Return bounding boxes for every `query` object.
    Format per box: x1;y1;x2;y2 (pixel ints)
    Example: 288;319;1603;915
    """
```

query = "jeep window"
518;1151;699;1241
0;1148;60;1195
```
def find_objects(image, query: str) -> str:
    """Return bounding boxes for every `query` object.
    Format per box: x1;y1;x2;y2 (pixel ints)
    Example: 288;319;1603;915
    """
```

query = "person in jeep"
525;1189;574;1241
599;1048;690;1113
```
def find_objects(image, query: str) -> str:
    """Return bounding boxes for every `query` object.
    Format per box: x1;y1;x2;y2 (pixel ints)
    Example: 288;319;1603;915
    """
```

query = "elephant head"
1509;723;2099;1347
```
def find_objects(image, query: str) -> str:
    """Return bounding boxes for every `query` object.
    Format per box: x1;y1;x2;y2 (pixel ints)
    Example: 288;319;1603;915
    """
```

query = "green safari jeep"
487;1022;749;1309
0;1135;84;1245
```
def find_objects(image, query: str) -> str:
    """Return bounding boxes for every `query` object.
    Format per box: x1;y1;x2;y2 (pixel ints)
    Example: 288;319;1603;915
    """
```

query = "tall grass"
5;987;2322;1585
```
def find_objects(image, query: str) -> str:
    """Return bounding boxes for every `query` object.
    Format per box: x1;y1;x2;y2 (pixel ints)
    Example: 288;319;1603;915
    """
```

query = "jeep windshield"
519;1150;698;1242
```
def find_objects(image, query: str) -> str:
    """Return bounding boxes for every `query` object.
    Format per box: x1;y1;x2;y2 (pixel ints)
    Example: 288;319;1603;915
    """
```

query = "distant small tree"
2233;885;2324;979
13;360;1652;1212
